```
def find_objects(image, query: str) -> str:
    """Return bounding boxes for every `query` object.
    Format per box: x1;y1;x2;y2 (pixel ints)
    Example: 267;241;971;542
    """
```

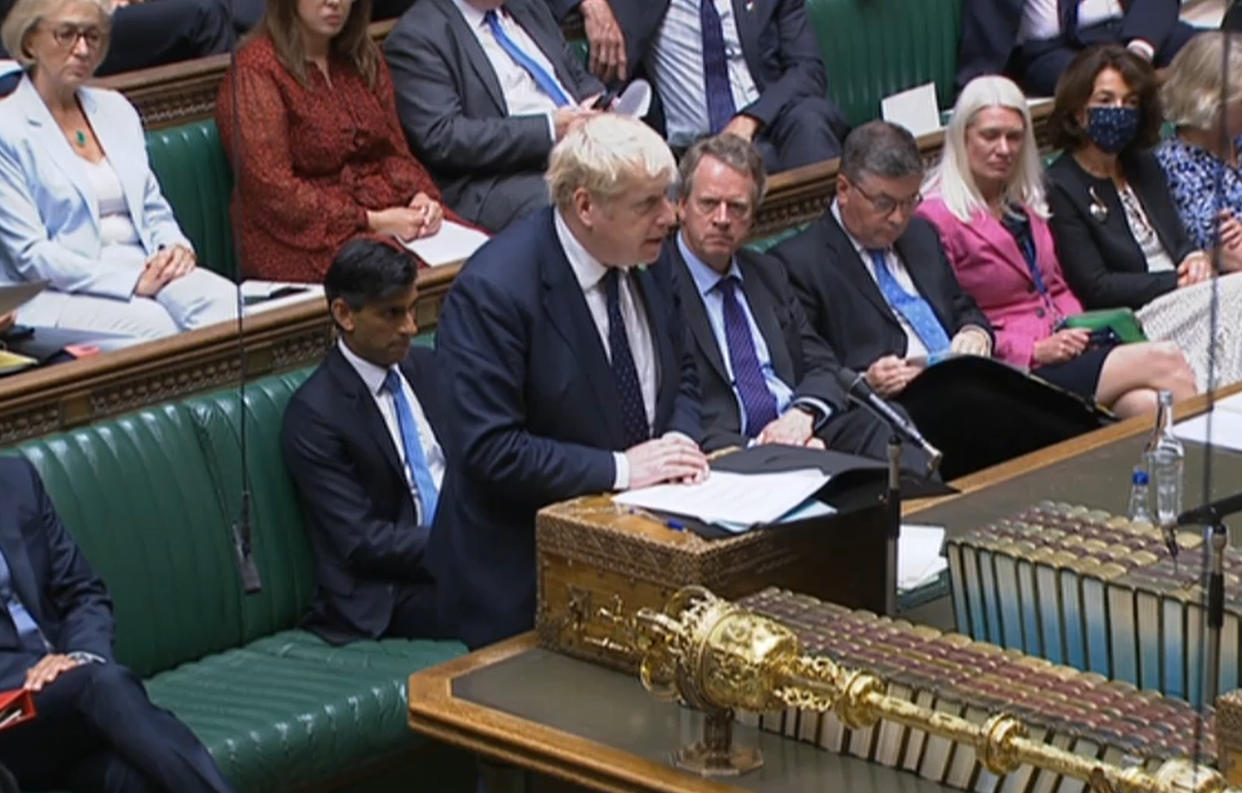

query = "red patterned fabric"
217;35;462;282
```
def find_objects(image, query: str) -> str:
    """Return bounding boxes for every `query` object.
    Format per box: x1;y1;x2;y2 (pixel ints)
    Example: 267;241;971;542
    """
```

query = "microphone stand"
884;433;902;616
1205;517;1227;705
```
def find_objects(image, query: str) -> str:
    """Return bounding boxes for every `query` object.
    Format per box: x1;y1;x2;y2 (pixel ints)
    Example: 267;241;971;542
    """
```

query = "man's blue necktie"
484;10;572;108
603;269;649;448
868;249;951;355
700;0;736;133
382;370;440;524
0;549;48;654
716;276;779;436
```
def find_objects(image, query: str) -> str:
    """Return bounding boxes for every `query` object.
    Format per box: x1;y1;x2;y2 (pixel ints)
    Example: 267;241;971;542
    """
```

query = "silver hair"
545;114;677;211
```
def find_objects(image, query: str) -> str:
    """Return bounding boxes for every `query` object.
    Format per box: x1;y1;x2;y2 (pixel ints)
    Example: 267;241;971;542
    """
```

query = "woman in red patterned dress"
217;0;463;281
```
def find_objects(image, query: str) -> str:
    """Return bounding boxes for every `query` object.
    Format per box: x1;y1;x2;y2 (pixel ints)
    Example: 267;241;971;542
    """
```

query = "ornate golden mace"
586;586;1230;792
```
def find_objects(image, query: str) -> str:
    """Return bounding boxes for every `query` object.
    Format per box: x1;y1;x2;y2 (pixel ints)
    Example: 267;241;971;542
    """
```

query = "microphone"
1176;492;1242;527
834;367;942;475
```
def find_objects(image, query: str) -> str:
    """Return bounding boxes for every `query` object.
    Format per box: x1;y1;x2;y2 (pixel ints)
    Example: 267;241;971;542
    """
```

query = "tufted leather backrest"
16;405;242;677
184;370;317;644
146;120;238;281
808;0;962;127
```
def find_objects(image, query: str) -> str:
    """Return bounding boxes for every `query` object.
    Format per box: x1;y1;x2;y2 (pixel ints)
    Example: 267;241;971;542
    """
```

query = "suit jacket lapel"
631;266;674;426
824;214;901;329
80;91;146;243
672;251;729;386
893;231;952;330
732;0;764;88
957;210;1038;287
510;0;578;97
540;221;624;447
17;78;95;231
325;347;405;480
437;0;507;113
737;253;795;386
0;524;44;632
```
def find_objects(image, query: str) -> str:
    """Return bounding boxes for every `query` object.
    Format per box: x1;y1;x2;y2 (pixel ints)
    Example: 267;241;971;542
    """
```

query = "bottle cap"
1132;469;1149;485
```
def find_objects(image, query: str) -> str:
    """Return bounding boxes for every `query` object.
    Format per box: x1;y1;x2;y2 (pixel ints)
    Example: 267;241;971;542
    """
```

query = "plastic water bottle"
1145;390;1185;527
1127;468;1152;524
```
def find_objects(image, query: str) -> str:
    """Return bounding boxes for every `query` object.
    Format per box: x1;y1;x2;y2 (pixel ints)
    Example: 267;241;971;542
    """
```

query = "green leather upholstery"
7;366;467;793
146;120;238;281
807;0;962;127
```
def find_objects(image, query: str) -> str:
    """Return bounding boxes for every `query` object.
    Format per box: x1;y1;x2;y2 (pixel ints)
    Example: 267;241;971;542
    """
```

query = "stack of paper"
612;468;831;529
400;221;490;267
897;524;947;593
1173;392;1242;453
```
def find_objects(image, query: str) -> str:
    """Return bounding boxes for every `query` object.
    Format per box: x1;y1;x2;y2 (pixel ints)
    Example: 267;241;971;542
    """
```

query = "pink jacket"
917;197;1083;369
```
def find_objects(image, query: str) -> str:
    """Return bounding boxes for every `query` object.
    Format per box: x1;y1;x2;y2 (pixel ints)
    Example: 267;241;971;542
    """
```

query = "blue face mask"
1086;106;1140;154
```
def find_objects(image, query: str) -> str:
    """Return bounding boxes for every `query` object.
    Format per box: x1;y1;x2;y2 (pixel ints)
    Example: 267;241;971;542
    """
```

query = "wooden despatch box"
535;494;889;670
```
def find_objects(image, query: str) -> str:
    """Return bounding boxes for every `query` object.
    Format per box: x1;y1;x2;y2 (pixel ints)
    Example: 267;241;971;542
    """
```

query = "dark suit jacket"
664;242;845;452
955;0;1181;91
599;0;828;130
431;207;701;649
1047;151;1192;310
384;0;603;217
282;345;448;644
770;212;991;372
0;458;114;689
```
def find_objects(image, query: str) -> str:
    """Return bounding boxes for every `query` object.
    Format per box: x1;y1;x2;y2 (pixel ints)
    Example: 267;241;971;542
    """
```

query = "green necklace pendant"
74;130;86;147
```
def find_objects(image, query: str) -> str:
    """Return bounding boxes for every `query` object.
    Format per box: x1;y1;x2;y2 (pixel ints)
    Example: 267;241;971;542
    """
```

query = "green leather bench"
7;363;468;793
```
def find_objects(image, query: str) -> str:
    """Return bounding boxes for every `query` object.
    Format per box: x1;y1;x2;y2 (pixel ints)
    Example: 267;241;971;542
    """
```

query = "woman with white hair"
918;74;1197;417
1155;32;1242;273
0;0;237;340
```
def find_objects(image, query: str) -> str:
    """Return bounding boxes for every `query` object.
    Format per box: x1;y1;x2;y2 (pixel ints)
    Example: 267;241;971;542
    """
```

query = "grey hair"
677;133;768;205
545;114;676;211
1;0;111;66
840;120;924;185
1161;32;1242;131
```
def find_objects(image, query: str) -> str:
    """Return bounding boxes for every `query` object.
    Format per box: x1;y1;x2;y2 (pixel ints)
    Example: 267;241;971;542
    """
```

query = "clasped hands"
135;244;195;297
366;192;443;242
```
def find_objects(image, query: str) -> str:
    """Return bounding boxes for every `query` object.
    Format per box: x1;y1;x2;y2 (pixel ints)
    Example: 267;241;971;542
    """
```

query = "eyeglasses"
851;181;923;216
46;23;107;51
692;196;753;220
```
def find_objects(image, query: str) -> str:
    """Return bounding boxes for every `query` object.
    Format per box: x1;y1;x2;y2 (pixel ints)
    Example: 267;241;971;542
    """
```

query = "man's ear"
329;297;355;333
572;186;594;230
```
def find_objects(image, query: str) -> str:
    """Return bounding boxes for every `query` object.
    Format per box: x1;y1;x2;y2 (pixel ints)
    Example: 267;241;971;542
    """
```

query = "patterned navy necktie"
700;0;736;133
716;276;779;436
603;269;649;448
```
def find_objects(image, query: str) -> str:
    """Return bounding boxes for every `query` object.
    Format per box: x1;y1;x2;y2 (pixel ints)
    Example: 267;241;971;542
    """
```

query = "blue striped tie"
383;370;440;524
716;276;779;436
604;269;649;448
868;249;951;355
484;10;572;107
0;550;48;654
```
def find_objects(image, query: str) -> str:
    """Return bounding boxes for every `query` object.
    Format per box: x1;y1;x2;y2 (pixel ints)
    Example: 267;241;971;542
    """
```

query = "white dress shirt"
450;0;571;140
832;201;929;360
338;339;446;522
1017;0;1138;50
553;209;658;489
648;0;761;148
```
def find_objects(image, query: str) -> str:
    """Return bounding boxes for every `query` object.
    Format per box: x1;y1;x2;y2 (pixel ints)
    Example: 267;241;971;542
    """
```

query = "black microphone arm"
833;367;942;475
1176;491;1242;527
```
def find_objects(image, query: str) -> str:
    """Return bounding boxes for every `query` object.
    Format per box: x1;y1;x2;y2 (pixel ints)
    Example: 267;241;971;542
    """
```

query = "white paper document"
881;82;942;138
614;79;653;117
613;468;831;528
898;524;948;593
240;280;324;315
1174;409;1242;453
400;221;490;267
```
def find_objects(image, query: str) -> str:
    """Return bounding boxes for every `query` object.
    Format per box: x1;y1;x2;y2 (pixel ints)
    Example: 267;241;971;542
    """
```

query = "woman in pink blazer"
917;76;1195;417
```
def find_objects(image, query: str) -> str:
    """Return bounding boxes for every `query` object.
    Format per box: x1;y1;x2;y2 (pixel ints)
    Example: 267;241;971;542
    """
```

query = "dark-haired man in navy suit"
283;239;450;645
0;457;236;793
432;114;708;650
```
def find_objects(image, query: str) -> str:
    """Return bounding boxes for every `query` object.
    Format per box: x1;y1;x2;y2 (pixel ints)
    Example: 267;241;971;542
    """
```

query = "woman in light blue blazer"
0;0;236;340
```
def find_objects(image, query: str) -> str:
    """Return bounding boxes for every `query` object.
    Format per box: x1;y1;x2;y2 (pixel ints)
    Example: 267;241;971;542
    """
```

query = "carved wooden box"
1219;689;1242;784
534;494;889;671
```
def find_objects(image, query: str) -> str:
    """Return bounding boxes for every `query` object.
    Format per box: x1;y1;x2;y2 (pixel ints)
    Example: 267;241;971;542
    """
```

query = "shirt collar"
554;208;614;292
338;338;395;398
450;0;488;29
676;230;740;297
831;199;882;260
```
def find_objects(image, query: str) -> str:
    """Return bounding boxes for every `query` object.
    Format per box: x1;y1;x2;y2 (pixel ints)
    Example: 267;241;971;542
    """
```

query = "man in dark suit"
432;115;709;650
0;457;236;793
771;121;992;400
384;0;605;233
956;0;1197;96
666;133;928;466
282;239;448;645
549;0;847;171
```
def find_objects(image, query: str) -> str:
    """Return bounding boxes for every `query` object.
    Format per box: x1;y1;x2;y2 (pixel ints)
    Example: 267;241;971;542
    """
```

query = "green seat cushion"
147;630;465;793
146;119;238;281
745;224;809;253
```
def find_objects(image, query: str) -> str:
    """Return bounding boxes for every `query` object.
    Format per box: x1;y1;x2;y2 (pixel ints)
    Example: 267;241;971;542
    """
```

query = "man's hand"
554;104;600;140
24;653;82;692
0;312;14;334
581;0;627;83
1032;328;1088;366
949;327;991;357
722;115;761;142
864;355;922;398
408;192;444;239
624;433;709;489
756;408;815;447
1177;251;1212;287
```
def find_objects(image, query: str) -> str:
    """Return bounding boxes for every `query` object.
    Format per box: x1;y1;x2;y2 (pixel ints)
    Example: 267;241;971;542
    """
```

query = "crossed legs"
1097;341;1198;418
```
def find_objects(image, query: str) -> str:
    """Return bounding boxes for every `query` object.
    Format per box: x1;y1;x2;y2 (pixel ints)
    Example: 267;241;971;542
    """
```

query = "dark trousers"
1225;3;1242;32
754;95;848;174
0;662;235;793
95;0;236;76
1014;18;1200;96
819;403;934;476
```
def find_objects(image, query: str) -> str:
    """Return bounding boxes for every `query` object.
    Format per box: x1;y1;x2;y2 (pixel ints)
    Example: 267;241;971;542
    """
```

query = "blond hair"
1;0;110;67
1162;32;1242;131
546;114;676;211
925;75;1048;222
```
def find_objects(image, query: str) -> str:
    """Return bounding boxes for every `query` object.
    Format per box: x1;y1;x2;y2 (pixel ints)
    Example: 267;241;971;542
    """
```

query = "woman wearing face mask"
1046;44;1242;390
217;0;470;282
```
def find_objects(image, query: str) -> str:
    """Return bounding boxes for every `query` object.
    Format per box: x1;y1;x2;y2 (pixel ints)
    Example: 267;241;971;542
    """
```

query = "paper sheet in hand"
1174;409;1242;453
614;79;652;117
898;524;947;593
400;221;490;266
613;468;830;527
0;280;48;316
881;82;941;138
